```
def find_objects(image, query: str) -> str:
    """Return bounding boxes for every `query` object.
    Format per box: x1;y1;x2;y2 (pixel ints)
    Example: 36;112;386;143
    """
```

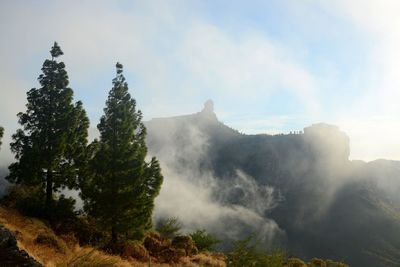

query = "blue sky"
1;0;400;161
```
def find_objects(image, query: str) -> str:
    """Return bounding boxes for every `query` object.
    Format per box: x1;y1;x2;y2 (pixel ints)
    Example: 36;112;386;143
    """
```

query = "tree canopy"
6;42;89;215
81;63;163;244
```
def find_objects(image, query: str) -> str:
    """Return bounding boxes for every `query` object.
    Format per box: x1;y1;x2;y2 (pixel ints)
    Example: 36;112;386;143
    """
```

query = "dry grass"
0;206;132;267
0;206;225;267
183;253;226;267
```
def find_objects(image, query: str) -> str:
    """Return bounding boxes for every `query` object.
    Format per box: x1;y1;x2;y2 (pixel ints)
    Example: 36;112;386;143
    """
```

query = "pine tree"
81;63;163;244
7;42;89;216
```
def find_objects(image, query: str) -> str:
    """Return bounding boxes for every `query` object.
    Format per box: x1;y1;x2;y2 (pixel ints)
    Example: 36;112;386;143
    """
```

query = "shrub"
120;240;149;262
227;236;263;267
159;247;186;263
143;231;194;263
171;235;198;256
2;185;77;225
310;258;327;267
144;232;164;255
156;217;182;239
190;229;220;252
227;236;285;267
3;185;46;218
285;258;307;267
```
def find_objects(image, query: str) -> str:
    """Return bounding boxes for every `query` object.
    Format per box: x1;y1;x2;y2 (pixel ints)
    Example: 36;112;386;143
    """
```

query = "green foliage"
6;42;89;218
3;185;77;224
227;236;285;267
3;185;46;218
81;63;163;244
156;217;182;239
226;237;346;267
189;229;220;252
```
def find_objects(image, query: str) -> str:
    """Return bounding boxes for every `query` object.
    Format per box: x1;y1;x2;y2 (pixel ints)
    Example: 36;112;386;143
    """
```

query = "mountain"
145;101;400;267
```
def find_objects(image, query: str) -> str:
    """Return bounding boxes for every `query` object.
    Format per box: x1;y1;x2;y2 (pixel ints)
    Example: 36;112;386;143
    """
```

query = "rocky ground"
0;226;42;267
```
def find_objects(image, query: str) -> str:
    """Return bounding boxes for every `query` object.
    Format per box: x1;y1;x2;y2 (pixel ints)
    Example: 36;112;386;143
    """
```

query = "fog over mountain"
1;100;399;266
145;101;400;267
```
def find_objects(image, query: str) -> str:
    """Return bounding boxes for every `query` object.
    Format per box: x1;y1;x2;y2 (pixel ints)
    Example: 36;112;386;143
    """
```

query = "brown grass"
0;206;225;267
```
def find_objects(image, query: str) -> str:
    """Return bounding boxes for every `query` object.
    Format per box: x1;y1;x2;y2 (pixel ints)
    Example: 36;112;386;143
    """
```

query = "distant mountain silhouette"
145;101;400;267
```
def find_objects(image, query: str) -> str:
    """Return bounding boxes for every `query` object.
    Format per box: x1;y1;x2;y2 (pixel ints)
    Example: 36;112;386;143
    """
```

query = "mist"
143;103;400;266
146;108;284;247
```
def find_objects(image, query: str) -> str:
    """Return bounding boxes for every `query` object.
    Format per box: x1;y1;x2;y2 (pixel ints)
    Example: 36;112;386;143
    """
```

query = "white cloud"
2;0;400;162
180;23;320;114
310;1;400;160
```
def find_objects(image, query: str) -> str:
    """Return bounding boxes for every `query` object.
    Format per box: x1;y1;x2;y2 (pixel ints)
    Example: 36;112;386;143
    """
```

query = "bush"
120;240;149;262
3;185;46;217
285;258;307;267
2;185;77;225
227;236;285;267
156;217;182;239
143;231;194;263
159;247;186;263
189;229;220;252
310;258;327;267
171;235;198;256
144;232;164;255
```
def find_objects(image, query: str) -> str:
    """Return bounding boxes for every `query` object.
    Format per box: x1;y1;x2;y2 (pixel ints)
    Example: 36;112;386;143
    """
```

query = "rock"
0;226;43;267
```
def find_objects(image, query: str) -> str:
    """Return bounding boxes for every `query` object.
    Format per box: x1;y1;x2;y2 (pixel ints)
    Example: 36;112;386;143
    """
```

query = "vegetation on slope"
0;204;348;266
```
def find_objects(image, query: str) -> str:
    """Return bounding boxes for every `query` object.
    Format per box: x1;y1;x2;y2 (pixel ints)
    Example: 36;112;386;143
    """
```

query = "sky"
1;0;400;161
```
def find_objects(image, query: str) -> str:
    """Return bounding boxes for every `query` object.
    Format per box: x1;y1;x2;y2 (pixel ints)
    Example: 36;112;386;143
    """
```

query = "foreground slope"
0;206;227;267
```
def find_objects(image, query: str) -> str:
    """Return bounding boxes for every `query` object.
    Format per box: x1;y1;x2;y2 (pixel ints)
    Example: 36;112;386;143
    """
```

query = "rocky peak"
199;99;217;121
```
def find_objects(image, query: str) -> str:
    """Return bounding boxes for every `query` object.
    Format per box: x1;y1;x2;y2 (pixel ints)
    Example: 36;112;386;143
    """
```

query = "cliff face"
145;103;400;267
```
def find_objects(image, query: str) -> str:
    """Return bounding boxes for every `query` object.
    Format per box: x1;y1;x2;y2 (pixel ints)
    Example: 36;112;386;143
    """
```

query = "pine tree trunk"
45;169;53;216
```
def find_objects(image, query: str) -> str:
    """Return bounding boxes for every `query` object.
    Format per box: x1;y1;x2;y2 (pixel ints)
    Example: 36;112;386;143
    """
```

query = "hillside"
0;206;227;267
145;101;400;267
0;205;350;267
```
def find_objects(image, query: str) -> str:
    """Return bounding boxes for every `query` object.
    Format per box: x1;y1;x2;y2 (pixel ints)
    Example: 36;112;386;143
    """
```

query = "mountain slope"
145;102;400;267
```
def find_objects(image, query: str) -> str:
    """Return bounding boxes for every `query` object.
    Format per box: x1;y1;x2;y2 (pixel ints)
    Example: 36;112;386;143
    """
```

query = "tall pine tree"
81;63;163;244
7;42;89;215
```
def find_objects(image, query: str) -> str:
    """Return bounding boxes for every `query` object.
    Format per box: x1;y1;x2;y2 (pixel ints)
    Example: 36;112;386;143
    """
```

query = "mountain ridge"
145;102;400;267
